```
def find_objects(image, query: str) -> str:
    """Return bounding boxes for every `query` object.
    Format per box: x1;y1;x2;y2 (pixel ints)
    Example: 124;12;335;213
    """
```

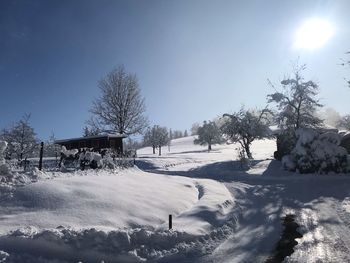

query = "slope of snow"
0;168;233;236
137;136;276;174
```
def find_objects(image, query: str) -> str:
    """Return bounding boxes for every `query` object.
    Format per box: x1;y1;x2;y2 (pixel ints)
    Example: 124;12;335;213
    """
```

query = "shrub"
282;128;348;174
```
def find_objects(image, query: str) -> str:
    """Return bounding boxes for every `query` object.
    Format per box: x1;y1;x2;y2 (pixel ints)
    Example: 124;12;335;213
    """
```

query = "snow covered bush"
282;128;349;174
60;146;78;158
79;150;103;169
0;141;10;176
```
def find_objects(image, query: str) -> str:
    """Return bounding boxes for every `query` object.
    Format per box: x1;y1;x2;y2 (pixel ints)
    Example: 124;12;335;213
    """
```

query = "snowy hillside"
137;135;276;173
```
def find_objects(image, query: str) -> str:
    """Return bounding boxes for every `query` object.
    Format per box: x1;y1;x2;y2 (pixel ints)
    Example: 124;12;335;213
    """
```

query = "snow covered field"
1;135;350;262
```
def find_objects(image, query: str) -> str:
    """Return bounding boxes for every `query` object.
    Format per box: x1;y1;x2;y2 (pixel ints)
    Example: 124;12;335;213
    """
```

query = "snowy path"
137;153;350;263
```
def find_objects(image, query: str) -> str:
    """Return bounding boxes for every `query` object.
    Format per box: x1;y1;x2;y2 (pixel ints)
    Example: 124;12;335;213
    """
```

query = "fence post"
169;214;172;230
39;142;44;171
24;157;27;171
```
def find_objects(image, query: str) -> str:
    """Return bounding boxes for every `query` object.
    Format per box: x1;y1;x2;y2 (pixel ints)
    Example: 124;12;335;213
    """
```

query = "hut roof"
55;134;127;144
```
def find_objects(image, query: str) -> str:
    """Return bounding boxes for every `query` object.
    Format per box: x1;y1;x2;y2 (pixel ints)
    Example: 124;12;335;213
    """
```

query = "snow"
0;168;232;236
1;135;350;262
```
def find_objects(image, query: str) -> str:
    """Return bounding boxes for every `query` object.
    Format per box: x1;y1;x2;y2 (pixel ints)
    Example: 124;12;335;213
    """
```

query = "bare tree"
1;114;38;160
194;121;223;152
90;65;148;136
267;64;323;132
221;107;272;159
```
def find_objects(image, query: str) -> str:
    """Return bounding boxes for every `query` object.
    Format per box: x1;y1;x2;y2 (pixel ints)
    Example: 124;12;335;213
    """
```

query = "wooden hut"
55;134;127;154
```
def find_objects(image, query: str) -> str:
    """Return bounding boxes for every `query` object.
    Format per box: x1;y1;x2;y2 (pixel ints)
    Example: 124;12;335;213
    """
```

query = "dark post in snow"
169;214;172;230
24;157;27;171
39;142;44;171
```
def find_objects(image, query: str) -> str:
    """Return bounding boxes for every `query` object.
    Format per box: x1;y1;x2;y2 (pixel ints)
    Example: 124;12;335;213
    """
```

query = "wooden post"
39;142;44;171
169;214;172;230
24;157;27;171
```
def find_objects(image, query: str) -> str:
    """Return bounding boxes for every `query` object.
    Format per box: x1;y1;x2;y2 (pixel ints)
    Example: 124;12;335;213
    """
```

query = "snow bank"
0;168;234;236
0;218;238;262
282;128;349;174
0;166;236;262
174;180;234;235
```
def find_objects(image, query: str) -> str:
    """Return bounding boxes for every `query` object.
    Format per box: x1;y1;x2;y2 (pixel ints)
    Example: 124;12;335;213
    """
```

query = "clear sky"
0;0;349;140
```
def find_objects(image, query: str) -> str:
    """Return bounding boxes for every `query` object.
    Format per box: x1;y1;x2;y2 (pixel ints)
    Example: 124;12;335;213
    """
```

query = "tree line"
1;58;349;161
192;63;350;160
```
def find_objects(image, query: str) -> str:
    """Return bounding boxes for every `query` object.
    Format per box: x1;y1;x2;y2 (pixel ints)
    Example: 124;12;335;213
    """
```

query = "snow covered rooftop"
54;133;127;144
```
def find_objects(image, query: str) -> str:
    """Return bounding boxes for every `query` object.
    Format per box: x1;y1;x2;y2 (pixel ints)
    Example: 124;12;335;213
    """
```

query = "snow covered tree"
143;127;157;154
169;129;173;140
156;126;169;156
337;115;350;130
268;65;324;160
82;123;101;137
194;121;223;152
173;130;183;139
1;114;38;160
44;132;61;158
89;65;148;136
317;108;342;128
267;64;323;132
143;125;169;155
168;128;173;152
221;107;272;158
191;122;200;135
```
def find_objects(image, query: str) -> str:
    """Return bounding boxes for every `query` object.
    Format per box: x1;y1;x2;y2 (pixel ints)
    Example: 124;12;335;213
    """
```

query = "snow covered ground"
1;135;350;262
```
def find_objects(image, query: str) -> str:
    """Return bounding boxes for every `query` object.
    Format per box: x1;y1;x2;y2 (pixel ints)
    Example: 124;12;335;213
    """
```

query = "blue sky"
0;0;349;140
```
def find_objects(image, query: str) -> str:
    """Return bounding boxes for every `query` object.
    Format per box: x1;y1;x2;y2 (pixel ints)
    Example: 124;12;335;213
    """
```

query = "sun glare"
294;18;333;50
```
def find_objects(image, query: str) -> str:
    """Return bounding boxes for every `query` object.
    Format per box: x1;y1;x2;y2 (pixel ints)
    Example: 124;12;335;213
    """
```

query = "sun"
294;18;333;50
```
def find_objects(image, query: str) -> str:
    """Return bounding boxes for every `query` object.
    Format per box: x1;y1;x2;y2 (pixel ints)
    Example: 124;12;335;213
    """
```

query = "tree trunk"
152;145;155;154
159;146;161;156
208;143;212;152
245;144;252;159
38;142;44;171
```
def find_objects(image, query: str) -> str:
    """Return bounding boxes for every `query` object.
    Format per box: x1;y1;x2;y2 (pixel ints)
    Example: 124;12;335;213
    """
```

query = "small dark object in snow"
265;214;302;263
169;214;172;230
